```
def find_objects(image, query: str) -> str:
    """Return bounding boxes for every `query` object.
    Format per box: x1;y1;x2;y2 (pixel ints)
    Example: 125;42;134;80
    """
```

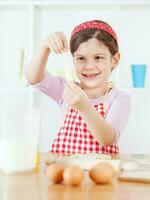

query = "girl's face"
73;38;119;90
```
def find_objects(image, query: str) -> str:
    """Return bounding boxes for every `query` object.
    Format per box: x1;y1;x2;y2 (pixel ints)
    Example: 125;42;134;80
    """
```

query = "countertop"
0;153;150;200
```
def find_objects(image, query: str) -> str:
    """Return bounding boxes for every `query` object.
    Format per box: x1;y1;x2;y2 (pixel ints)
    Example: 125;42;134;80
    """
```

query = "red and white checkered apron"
50;103;119;155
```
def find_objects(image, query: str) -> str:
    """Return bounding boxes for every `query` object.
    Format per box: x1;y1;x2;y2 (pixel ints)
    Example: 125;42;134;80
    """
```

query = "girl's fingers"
66;82;82;94
63;94;77;105
58;32;68;51
48;38;59;53
62;90;74;102
48;32;68;53
50;44;60;53
64;83;79;97
63;84;81;105
50;35;62;53
53;34;65;52
44;32;68;53
63;85;75;97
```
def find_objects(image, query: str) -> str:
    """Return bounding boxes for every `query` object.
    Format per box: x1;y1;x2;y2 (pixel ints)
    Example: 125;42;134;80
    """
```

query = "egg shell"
89;162;115;184
46;162;66;183
63;165;84;186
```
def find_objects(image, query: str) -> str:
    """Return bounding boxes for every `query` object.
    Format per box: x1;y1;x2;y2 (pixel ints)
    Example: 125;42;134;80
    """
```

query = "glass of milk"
0;107;40;174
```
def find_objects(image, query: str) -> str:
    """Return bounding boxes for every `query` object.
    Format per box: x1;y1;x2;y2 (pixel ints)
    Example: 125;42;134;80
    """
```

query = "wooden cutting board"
118;170;150;183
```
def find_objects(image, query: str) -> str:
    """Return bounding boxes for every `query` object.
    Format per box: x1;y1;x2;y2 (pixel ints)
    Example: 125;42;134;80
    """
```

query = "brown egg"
89;162;115;184
46;162;66;183
63;165;84;186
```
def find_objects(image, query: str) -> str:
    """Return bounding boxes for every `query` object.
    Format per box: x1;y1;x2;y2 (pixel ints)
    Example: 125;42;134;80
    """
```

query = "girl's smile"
81;72;101;80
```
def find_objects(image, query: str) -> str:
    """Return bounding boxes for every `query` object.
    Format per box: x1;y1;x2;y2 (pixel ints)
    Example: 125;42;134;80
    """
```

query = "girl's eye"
95;56;104;61
77;57;85;62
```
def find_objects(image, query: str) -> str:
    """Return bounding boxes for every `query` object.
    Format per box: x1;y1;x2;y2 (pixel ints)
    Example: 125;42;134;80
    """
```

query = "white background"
0;0;150;154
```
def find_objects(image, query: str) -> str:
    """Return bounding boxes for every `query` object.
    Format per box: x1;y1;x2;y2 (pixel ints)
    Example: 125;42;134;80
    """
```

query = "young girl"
26;20;131;156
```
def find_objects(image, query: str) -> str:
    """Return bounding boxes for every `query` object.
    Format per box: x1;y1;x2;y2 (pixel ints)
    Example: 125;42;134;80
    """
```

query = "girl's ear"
111;52;120;70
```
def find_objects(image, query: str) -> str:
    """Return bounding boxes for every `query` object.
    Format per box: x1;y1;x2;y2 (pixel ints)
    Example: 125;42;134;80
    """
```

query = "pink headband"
71;20;117;44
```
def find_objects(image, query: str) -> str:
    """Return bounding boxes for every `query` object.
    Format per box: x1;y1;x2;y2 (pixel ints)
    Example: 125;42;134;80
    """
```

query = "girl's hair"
70;20;118;56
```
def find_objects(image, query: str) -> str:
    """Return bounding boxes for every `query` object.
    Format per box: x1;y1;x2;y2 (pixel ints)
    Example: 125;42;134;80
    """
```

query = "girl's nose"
84;61;95;70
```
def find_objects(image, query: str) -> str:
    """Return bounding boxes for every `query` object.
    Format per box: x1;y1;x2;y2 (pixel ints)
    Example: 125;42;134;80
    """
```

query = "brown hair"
70;20;118;56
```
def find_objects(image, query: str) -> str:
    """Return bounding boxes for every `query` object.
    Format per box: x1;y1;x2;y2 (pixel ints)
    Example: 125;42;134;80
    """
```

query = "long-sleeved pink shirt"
32;71;131;143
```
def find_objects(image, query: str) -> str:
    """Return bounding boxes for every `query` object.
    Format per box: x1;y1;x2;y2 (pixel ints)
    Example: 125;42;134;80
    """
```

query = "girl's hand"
43;32;68;53
63;82;90;112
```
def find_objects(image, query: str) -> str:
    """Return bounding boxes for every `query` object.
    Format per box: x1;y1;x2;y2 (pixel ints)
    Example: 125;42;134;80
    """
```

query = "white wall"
119;90;150;154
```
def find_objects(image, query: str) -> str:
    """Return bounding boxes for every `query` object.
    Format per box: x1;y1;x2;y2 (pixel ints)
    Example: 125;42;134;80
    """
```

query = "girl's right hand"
43;32;68;54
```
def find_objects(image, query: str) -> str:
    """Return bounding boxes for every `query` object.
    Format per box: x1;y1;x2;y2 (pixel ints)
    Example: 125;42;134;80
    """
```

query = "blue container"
131;64;147;88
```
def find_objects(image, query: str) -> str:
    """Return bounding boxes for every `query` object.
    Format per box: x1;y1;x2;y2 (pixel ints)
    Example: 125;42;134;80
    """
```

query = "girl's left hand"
63;82;89;112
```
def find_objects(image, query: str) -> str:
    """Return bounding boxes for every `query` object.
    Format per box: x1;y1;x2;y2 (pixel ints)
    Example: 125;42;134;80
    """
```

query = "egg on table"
89;162;115;184
46;162;66;183
63;165;84;186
